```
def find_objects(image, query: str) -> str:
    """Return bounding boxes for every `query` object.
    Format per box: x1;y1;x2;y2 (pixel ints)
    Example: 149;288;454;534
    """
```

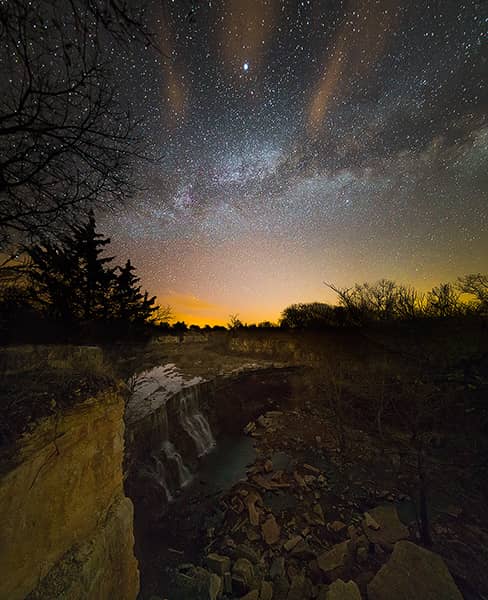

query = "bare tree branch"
0;0;158;249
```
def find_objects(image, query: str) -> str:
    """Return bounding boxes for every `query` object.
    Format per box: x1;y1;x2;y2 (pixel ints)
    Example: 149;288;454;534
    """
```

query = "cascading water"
162;441;192;487
127;364;216;507
178;386;215;456
141;456;173;503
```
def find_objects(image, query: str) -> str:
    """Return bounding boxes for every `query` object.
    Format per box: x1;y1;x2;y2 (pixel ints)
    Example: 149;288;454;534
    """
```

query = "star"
98;1;487;325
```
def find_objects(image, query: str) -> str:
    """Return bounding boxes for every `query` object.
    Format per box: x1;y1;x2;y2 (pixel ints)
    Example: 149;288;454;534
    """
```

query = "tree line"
279;277;488;329
0;212;166;342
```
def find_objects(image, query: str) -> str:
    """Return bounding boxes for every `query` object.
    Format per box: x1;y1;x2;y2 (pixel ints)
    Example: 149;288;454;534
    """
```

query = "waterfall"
162;441;192;487
179;387;215;456
128;371;216;508
142;456;173;502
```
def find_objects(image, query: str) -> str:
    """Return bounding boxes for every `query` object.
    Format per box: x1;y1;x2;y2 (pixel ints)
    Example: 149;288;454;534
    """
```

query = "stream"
124;362;287;598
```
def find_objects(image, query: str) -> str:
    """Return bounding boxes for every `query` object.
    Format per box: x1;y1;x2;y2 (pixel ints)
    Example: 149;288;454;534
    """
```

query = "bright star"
243;62;249;72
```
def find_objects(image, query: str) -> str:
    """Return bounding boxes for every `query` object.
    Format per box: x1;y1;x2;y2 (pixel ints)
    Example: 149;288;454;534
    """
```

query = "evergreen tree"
69;210;115;320
27;239;79;320
111;259;158;323
26;211;159;329
27;211;114;321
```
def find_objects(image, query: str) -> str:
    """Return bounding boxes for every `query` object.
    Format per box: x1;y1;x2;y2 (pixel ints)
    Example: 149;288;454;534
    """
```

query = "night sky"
101;0;487;325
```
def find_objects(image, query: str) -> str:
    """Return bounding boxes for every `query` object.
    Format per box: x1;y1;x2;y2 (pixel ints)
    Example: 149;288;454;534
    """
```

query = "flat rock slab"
245;491;262;527
367;541;463;600
269;556;285;579
362;505;409;550
261;514;280;545
206;553;231;575
317;540;351;581
326;579;361;600
284;535;303;552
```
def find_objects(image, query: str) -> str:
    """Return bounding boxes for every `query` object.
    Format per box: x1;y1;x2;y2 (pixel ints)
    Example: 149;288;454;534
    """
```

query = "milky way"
101;0;487;324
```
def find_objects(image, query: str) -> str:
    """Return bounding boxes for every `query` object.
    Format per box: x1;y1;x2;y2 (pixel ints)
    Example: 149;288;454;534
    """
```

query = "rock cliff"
0;387;139;600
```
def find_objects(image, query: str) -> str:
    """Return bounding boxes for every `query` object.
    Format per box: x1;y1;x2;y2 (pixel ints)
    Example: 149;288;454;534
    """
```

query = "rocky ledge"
0;387;139;600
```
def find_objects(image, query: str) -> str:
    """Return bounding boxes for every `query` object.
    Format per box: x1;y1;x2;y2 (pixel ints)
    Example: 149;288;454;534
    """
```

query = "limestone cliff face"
0;388;139;600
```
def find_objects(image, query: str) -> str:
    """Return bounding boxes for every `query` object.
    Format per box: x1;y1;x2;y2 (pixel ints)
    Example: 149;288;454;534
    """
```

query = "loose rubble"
169;410;465;599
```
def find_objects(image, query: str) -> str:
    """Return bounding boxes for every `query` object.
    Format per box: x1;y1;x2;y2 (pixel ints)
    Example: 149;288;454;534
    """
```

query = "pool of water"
195;434;256;495
137;433;256;599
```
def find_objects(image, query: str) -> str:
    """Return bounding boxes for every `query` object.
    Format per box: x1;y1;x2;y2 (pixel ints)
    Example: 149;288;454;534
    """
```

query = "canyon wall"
0;387;139;600
124;365;300;532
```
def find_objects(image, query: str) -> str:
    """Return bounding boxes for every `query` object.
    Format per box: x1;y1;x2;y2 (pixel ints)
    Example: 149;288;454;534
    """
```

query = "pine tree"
68;210;115;320
111;259;158;323
27;211;159;329
27;240;79;321
27;211;115;321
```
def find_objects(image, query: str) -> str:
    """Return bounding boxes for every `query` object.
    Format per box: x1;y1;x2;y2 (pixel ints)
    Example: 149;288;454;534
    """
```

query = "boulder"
304;463;320;474
261;514;281;545
356;546;368;564
245;491;262;526
174;566;222;600
223;572;232;594
367;541;463;600
257;415;272;428
208;573;222;600
313;503;326;525
206;553;231;575
260;580;274;600
361;506;409;550
363;512;380;531
290;540;316;560
232;558;255;595
269;556;285;580
326;579;361;600
287;574;313;600
329;520;347;533
317;541;351;581
244;422;256;434
236;543;260;564
246;527;261;542
284;535;303;552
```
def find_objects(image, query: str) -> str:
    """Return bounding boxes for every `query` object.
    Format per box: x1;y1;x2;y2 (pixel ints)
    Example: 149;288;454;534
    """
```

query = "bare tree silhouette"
0;0;156;247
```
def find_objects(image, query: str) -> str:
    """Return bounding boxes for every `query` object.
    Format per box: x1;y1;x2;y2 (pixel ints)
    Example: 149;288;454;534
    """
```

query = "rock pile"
170;412;464;599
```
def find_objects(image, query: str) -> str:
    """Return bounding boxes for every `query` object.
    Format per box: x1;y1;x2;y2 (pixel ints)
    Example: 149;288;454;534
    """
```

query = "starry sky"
100;0;487;325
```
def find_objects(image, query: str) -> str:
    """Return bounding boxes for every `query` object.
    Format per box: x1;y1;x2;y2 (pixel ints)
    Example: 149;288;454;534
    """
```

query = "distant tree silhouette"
395;285;426;320
172;321;188;342
325;279;467;323
227;314;243;330
325;280;401;322
425;283;462;318
280;302;345;329
457;273;488;314
154;304;173;325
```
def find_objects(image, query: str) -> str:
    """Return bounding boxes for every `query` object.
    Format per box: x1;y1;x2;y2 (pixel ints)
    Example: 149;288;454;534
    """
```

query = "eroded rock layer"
0;388;139;600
